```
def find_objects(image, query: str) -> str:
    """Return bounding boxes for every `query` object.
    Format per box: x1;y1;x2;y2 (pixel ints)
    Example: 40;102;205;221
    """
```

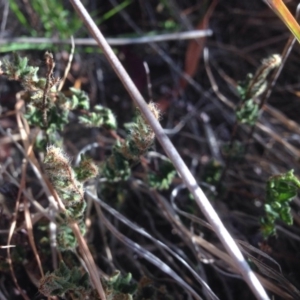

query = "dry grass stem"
69;0;270;299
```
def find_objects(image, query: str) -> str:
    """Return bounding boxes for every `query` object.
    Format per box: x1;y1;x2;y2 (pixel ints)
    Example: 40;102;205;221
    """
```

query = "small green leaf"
79;105;117;129
236;99;259;125
147;160;176;190
261;169;300;237
69;87;90;110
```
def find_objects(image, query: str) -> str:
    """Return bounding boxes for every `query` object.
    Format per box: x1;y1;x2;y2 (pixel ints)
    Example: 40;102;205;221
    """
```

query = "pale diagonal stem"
264;0;300;43
69;1;270;299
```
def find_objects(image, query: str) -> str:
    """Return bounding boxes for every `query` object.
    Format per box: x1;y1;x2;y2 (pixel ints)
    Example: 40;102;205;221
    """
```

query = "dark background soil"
1;0;300;299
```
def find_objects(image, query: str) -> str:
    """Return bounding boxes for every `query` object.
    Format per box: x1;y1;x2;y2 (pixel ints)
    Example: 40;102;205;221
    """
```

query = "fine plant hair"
217;53;282;192
101;102;161;182
236;54;281;126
